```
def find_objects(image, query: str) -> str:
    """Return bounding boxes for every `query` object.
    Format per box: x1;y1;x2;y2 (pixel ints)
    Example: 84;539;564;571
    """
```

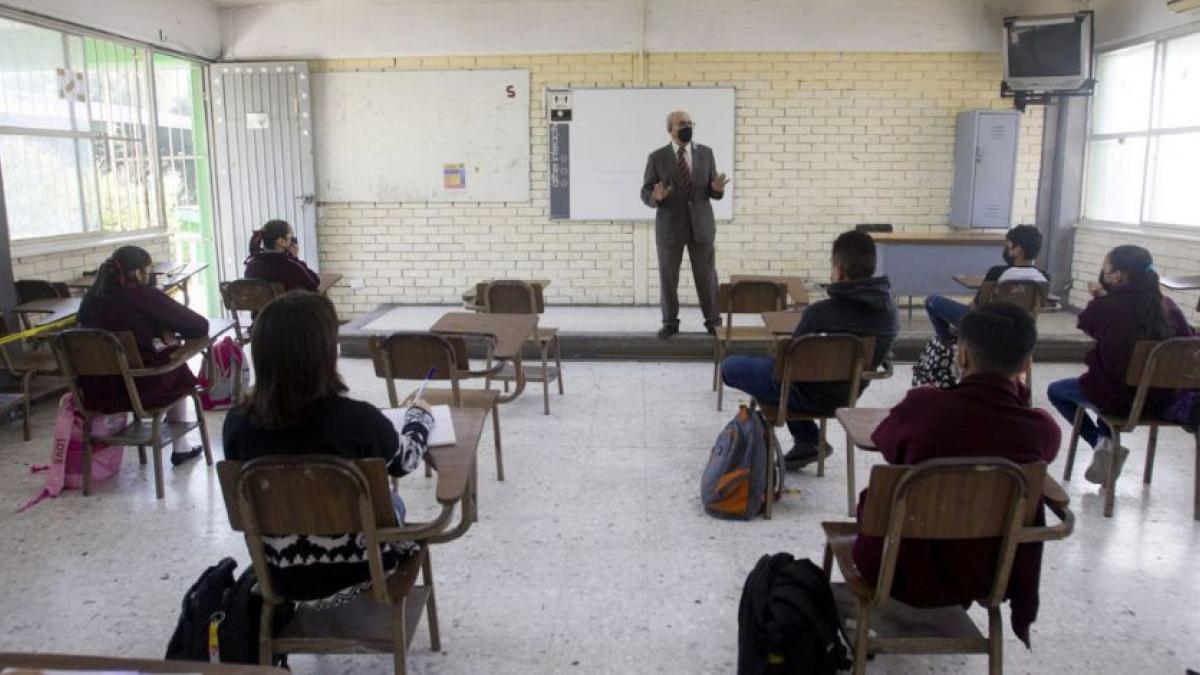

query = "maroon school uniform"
1077;288;1194;416
852;374;1061;646
77;285;209;414
244;250;320;292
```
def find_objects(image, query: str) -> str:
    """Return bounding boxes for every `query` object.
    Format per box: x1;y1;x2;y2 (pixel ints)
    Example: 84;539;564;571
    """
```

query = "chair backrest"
369;331;469;407
15;279;66;304
484;280;540;314
776;334;872;412
1123;337;1200;426
217;456;398;604
718;280;787;315
860;458;1045;608
52;328;145;414
220;279;284;313
977;280;1047;316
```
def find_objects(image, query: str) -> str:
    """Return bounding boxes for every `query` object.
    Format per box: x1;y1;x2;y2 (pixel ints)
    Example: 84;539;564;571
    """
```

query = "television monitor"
1003;12;1094;93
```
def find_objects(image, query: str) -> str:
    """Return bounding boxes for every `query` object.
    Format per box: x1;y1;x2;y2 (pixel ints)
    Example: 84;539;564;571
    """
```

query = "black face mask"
677;126;693;144
1002;249;1015;266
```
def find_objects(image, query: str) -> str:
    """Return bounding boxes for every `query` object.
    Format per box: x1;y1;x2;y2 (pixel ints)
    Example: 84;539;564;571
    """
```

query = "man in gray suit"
641;110;729;338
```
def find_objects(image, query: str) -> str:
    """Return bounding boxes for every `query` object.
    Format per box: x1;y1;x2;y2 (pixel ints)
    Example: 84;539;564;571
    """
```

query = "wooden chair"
713;280;787;411
370;331;506;480
1062;337;1200;519
483;280;563;415
821;458;1074;675
755;334;870;519
975;279;1046;388
51;329;212;499
0;315;65;441
219;279;284;398
217;455;445;674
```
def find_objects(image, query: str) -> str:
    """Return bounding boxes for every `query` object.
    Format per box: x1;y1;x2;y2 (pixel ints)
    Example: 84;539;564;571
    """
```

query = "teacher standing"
641;110;730;338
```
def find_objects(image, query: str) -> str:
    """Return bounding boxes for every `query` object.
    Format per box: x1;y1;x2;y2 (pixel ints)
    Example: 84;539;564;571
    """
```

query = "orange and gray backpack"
701;403;784;519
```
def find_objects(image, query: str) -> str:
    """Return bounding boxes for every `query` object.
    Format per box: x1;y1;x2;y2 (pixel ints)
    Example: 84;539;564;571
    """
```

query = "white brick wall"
11;237;172;287
1070;227;1200;324
313;52;1044;317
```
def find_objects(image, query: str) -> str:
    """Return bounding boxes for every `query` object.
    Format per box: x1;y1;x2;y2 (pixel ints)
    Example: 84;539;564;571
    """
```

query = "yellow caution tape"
0;315;77;347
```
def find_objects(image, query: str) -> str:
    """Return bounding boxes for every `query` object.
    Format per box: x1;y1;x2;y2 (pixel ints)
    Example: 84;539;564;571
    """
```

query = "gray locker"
950;110;1021;229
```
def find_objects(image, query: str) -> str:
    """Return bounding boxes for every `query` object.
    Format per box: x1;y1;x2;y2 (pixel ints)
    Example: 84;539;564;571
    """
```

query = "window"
1083;30;1200;228
0;17;158;241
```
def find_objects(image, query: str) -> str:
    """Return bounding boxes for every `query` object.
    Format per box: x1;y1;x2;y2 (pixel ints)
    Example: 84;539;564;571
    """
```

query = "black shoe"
658;325;679;339
170;446;204;467
784;441;833;471
705;324;718;336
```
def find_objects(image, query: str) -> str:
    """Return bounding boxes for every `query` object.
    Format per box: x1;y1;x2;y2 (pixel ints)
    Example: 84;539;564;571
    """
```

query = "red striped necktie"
676;145;692;199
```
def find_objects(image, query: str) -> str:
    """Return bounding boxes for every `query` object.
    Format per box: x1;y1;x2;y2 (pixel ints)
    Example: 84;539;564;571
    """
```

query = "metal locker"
950;110;1021;229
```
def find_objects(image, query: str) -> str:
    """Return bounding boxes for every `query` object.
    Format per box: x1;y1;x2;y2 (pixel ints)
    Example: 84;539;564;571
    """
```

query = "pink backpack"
19;393;127;511
198;336;249;410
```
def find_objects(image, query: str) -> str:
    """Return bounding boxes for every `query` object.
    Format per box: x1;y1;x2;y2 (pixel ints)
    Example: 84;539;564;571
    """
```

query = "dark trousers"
720;355;820;446
1046;377;1112;449
657;239;719;328
925;294;971;342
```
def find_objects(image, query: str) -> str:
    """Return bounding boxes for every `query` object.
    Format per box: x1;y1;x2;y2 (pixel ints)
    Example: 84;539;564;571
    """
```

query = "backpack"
911;336;959;389
165;557;293;665
738;553;851;675
198;337;250;410
701;403;785;520
18;393;127;512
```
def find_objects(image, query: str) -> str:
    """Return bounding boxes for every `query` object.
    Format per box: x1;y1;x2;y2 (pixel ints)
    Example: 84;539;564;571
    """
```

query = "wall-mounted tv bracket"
1001;79;1097;113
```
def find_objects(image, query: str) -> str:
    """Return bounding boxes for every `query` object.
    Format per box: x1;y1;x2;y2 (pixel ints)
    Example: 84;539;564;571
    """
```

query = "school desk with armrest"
714;280;788;411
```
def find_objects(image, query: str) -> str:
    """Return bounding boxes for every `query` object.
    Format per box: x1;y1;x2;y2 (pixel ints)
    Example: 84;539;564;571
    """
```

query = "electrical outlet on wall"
350;278;364;290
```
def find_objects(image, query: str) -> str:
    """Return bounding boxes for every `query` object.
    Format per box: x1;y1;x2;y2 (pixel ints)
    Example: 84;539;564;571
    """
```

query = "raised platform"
340;304;1091;362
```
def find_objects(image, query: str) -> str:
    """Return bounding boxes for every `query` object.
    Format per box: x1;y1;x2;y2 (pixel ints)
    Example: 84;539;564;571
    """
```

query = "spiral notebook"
383;405;457;447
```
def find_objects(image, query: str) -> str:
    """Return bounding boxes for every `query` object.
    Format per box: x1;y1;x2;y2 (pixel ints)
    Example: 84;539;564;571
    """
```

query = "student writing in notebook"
222;290;434;608
243;219;321;292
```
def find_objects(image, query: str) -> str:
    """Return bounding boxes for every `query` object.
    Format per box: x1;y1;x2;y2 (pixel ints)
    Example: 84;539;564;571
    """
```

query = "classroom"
0;0;1198;673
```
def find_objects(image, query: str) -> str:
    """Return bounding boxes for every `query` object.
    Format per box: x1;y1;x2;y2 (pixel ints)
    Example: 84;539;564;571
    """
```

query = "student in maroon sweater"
1046;245;1194;486
243;219;320;292
77;246;209;465
852;303;1060;647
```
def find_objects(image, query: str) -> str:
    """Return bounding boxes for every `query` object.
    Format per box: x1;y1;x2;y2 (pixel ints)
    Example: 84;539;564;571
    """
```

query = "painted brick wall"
1071;227;1200;324
11;236;171;287
312;52;1043;317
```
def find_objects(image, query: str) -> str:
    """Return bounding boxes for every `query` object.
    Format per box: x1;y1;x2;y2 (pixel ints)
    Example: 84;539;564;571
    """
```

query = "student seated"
77;246;208;465
222;291;433;608
854;302;1058;646
1046;245;1194;485
925;224;1049;342
720;230;899;470
243;219;320;292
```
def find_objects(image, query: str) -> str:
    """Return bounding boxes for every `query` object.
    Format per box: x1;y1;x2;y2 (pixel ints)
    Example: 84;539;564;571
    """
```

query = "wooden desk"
317;272;344;295
873;232;1004;311
0;651;285;673
462;279;550;312
953;274;985;290
730;274;809;307
66;260;188;289
834;407;890;516
431;312;539;404
1160;274;1200;291
159;262;209;307
761;310;804;336
13;297;82;325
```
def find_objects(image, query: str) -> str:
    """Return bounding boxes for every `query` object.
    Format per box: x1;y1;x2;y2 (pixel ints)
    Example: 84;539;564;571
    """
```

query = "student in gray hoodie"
720;230;899;469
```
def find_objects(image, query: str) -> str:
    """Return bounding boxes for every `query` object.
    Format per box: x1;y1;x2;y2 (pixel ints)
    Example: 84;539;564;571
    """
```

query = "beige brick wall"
11;236;171;288
1070;226;1200;324
313;52;1044;317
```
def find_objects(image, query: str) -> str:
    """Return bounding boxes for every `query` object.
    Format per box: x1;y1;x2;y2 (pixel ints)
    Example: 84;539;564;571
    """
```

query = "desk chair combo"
713;280;788;412
821;457;1074;675
481;280;563;415
0;315;65;441
219;279;285;398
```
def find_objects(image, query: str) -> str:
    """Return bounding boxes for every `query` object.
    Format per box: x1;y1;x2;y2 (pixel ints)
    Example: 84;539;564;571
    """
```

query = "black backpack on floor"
738;553;851;675
165;557;293;666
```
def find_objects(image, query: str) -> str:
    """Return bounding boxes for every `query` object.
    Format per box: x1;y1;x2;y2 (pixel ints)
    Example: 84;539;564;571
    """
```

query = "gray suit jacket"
640;143;724;246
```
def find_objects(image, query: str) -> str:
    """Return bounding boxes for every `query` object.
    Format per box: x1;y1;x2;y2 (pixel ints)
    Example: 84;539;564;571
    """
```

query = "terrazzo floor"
0;359;1197;674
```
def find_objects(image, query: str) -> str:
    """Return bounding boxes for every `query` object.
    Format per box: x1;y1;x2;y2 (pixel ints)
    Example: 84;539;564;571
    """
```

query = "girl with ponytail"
1046;245;1194;487
77;245;211;466
244;219;320;292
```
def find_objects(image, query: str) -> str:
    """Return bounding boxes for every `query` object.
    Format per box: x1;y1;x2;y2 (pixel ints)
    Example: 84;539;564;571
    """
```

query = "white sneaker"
1084;438;1112;485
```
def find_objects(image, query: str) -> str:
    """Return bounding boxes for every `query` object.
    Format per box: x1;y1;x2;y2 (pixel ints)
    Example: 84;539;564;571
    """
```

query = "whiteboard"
568;88;734;220
312;70;530;203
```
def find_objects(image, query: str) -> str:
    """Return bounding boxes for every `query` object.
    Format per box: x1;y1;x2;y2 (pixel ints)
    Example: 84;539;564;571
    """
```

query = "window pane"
1159;32;1200;129
0;135;85;239
1145;133;1200;226
0;18;73;131
1083;137;1147;224
1092;44;1155;135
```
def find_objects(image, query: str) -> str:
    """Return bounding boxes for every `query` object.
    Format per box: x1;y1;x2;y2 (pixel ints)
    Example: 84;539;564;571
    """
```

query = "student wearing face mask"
924;224;1049;343
244;219;320;292
640;110;730;339
1046;245;1194;485
720;231;899;469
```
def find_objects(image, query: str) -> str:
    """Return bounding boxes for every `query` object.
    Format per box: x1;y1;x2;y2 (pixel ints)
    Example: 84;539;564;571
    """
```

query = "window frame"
1082;25;1200;234
0;7;213;256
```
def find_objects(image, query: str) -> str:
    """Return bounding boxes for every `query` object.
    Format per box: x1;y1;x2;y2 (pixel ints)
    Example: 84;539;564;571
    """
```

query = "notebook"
383;405;457;447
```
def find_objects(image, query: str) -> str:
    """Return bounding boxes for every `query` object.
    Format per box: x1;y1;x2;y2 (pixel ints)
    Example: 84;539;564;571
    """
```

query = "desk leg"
495;353;528;404
845;430;856;517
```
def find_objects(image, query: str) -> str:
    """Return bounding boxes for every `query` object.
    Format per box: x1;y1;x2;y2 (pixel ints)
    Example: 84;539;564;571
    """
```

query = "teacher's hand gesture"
711;173;730;193
651;181;672;203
